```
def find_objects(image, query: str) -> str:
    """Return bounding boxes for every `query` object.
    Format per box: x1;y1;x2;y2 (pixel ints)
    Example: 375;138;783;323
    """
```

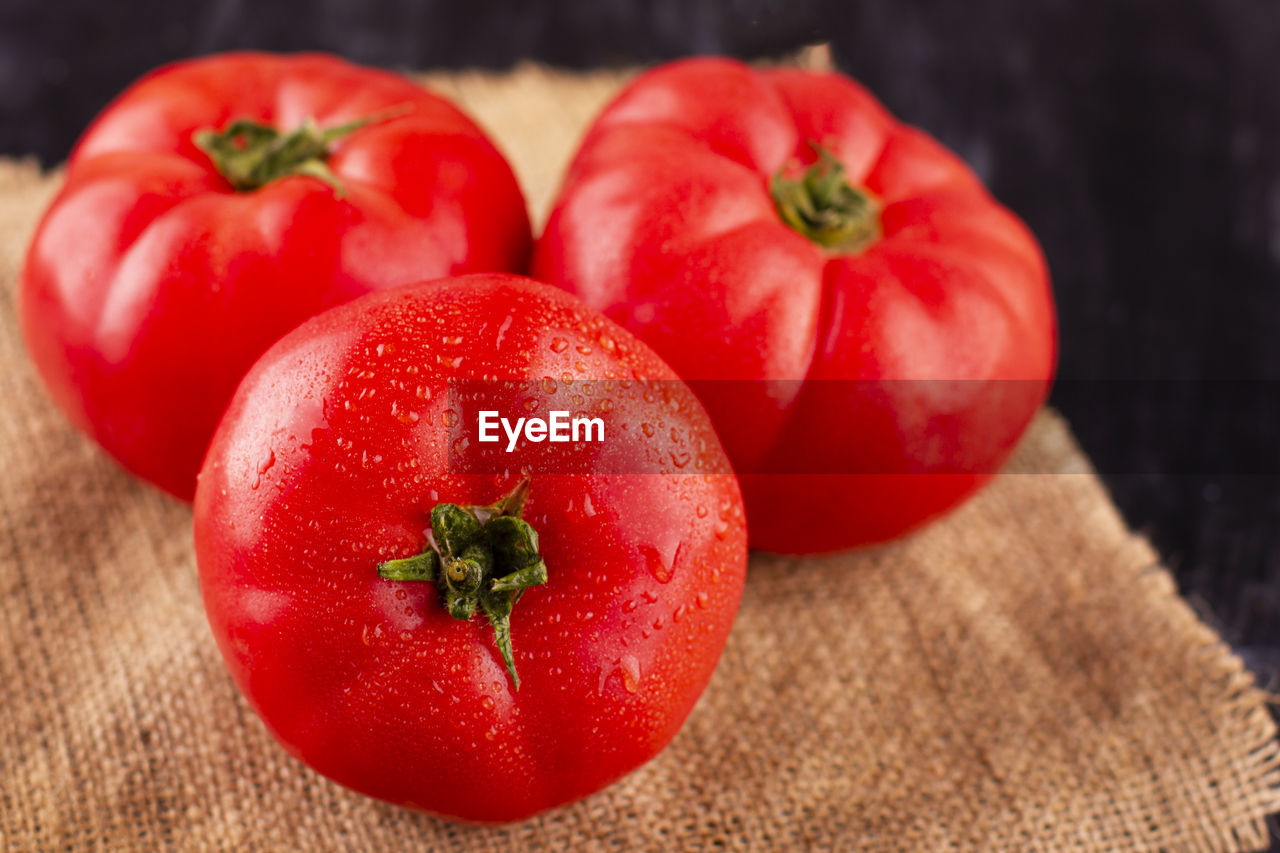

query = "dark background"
3;0;1278;689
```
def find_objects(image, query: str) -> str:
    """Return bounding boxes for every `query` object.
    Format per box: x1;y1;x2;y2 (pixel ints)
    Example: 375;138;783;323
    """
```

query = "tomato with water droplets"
194;273;746;821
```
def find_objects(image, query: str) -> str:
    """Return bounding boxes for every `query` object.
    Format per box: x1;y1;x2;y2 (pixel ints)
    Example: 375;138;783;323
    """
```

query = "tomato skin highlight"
20;52;531;500
193;274;747;821
533;57;1057;552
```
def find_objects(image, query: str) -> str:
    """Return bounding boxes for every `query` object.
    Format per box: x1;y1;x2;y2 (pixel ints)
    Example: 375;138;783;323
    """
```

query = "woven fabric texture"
1;54;1278;852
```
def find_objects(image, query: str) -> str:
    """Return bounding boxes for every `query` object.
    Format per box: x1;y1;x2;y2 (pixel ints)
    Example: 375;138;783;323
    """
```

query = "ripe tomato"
21;52;531;499
533;57;1057;552
193;273;747;821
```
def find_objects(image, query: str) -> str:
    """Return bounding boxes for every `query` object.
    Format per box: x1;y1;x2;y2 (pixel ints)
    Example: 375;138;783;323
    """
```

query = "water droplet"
599;399;613;413
581;494;596;518
542;377;557;394
695;591;709;609
575;344;592;355
550;337;569;353
696;504;708;518
376;343;386;356
250;449;276;489
442;334;463;346
670;449;691;468
641;423;655;437
442;410;460;427
484;728;497;741
522;398;539;413
642;542;681;584
619;654;641;694
622;599;638;614
480;696;495;711
495;315;513;348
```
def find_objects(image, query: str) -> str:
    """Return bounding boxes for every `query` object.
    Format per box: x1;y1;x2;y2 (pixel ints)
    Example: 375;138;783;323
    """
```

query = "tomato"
21;52;531;500
533;57;1057;552
193;273;747;821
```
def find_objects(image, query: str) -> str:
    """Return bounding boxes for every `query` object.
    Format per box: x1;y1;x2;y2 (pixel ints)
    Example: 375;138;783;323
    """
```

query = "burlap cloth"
2;50;1279;852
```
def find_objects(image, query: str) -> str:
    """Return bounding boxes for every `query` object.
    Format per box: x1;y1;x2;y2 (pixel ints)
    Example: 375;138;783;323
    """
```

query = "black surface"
4;0;1279;820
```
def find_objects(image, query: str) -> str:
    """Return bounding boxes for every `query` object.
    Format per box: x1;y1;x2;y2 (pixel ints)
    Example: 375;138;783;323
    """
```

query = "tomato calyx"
193;106;408;195
771;145;881;253
377;478;548;689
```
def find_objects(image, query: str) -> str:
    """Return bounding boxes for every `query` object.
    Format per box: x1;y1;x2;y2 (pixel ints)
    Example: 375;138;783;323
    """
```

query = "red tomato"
193;273;747;821
533;57;1057;552
21;52;531;500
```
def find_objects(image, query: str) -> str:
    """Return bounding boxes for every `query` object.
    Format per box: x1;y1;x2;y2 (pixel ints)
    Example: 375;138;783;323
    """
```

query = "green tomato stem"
771;144;881;253
377;478;547;690
377;551;440;582
192;105;409;195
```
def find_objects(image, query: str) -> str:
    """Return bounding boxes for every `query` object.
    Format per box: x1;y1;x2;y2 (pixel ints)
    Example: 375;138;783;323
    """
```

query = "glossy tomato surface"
533;57;1057;552
194;274;747;821
22;52;531;499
